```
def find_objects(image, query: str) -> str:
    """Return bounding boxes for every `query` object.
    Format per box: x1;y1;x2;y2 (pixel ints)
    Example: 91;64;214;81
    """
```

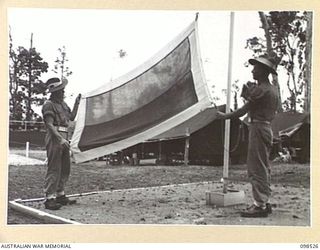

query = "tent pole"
223;12;235;193
158;141;162;164
184;128;190;166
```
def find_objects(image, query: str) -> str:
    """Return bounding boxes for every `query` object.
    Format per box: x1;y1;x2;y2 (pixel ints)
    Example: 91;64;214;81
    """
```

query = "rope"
229;122;244;153
221;120;244;154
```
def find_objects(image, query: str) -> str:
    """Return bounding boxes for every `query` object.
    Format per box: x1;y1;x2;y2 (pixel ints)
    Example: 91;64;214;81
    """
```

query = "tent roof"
150;107;218;141
271;112;310;137
243;111;310;138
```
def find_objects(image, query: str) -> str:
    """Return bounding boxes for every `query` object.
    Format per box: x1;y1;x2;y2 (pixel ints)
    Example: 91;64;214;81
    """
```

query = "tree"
232;80;240;110
118;49;127;58
221;79;241;110
246;11;310;112
257;12;283;112
304;12;312;113
9;31;49;121
110;48;128;81
52;46;72;80
9;27;24;120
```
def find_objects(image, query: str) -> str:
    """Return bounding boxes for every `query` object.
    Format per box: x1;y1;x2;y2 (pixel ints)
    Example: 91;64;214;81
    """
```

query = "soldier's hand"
246;81;256;87
216;111;226;120
60;138;70;149
75;94;81;105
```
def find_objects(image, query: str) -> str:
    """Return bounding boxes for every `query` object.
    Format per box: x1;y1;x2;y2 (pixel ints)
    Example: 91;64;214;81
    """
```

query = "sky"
8;9;265;108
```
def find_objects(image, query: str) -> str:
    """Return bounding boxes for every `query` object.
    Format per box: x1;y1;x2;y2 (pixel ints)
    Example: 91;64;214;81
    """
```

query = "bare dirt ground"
7;149;310;225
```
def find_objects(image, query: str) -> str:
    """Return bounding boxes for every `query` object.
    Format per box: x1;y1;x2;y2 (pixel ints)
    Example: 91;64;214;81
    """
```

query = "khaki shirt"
247;83;279;122
42;100;71;127
42;100;72;144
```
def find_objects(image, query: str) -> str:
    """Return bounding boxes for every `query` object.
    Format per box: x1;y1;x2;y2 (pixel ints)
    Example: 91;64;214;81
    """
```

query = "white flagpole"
223;12;235;193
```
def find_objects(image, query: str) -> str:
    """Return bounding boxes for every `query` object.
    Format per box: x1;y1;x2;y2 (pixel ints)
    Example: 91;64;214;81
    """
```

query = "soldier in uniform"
216;55;279;217
42;77;81;210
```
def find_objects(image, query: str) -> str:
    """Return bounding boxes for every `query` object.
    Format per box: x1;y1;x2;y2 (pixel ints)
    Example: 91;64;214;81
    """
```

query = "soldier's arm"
70;94;81;121
216;102;249;120
44;115;70;149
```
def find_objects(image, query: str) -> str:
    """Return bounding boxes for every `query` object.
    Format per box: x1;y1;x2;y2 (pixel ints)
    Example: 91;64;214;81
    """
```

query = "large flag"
71;20;214;163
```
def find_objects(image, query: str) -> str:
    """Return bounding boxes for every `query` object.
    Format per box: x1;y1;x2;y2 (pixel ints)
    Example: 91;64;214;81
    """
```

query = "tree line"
220;11;311;113
9;28;72;122
245;11;312;113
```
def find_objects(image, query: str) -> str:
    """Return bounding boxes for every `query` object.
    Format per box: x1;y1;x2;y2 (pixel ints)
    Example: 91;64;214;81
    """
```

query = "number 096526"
300;244;319;248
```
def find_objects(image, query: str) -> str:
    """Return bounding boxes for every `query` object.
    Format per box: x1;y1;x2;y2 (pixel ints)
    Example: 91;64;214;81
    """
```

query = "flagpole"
223;12;235;193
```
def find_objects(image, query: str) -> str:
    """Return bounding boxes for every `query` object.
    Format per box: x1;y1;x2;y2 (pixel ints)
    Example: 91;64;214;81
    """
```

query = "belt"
55;126;68;133
250;119;271;125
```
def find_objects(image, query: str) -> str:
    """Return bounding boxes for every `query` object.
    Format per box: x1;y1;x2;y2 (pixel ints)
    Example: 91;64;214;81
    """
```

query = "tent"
243;111;310;163
271;112;310;163
103;104;245;166
138;105;247;165
271;111;310;139
71;19;214;163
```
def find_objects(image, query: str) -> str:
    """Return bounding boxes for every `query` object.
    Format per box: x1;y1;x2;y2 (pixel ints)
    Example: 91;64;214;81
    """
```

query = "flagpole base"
206;189;245;207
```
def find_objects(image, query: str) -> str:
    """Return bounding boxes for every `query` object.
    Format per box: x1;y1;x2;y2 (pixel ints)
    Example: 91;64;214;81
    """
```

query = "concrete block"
206;189;245;207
